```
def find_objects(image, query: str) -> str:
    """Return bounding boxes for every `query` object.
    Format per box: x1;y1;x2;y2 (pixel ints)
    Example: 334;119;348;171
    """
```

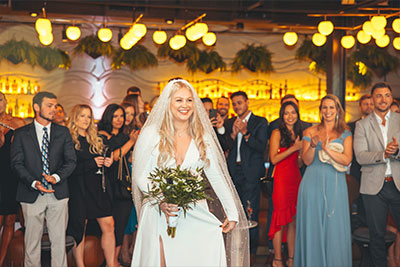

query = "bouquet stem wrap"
167;208;182;238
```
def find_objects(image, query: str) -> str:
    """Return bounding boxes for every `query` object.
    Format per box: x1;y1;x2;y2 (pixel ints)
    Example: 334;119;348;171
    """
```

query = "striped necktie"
41;127;50;190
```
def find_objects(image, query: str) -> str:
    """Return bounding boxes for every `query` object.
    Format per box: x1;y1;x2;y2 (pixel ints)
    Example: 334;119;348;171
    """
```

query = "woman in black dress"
66;104;115;267
0;92;25;267
98;104;138;266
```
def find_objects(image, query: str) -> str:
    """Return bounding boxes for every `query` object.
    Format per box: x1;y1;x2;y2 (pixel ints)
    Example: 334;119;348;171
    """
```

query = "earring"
336;114;339;121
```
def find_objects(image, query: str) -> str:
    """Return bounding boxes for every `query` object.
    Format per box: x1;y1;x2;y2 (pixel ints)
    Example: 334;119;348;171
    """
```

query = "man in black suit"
224;91;269;260
11;92;76;267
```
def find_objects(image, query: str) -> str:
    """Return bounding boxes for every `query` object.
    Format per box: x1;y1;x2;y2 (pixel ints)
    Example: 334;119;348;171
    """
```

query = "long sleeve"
354;120;386;166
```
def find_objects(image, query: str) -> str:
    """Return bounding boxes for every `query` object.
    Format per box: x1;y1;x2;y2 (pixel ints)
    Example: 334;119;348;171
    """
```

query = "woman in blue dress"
294;94;352;267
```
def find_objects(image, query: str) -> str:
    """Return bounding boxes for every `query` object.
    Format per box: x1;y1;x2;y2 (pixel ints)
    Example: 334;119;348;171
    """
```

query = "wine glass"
246;200;253;226
96;146;110;175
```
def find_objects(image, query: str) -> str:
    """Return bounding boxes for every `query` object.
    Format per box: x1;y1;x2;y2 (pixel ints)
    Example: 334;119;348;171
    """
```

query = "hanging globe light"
393;37;400;50
169;35;187;50
318;21;334;36
185;25;197;41
120;35;139;50
312;33;326;47
341;35;355;49
357;30;371;44
35;18;52;35
132;23;147;38
375;35;390;48
66;26;81;41
153;30;167;44
371;15;387;30
393;18;400;34
186;23;208;41
196;23;208;36
371;28;385;39
283;32;298;46
98;27;112;42
202;32;217;46
362;21;374;35
39;32;53;46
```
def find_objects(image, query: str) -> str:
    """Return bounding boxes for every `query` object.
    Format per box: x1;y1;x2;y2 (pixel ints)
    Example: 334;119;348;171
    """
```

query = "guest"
349;94;374;135
122;94;145;129
225;91;269;262
131;79;249;266
98;104;138;266
216;96;230;122
54;104;67;126
201;97;214;115
11;92;77;267
269;102;302;267
126;86;141;96
0;92;25;267
295;94;352;266
120;102;137;134
354;82;400;267
390;99;400;113
66;104;115;267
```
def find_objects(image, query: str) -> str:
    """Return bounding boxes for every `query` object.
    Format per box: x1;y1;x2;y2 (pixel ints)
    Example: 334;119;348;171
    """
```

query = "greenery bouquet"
143;166;211;238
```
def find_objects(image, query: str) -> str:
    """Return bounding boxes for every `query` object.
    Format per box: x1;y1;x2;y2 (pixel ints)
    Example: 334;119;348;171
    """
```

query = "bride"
131;79;249;266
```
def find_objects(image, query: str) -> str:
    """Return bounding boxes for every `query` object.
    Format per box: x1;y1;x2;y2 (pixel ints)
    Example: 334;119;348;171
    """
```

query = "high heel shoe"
272;258;283;267
286;256;294;267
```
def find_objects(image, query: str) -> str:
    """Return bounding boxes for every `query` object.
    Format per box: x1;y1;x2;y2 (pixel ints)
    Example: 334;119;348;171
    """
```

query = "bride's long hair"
158;81;208;167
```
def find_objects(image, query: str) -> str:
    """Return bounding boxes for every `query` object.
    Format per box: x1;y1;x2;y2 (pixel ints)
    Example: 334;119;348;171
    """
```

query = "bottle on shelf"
5;77;10;94
14;99;19;117
27;80;32;95
21;79;26;94
34;81;40;94
12;80;18;94
28;102;34;117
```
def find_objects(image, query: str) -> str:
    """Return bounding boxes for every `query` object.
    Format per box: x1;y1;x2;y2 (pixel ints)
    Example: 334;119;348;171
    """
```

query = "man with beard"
354;82;400;267
11;92;76;267
224;91;269;263
216;96;230;122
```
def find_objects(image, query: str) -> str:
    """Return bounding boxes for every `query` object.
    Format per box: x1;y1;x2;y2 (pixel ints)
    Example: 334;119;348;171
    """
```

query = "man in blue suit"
224;91;269;261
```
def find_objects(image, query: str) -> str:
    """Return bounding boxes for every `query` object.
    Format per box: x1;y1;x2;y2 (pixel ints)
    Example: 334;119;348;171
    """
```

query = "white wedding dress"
131;128;239;267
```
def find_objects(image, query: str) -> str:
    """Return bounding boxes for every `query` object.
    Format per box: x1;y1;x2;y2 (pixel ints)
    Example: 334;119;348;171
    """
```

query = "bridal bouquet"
143;166;211;238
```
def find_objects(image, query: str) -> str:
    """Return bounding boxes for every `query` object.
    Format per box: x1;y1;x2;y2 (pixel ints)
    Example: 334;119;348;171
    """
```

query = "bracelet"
310;142;317;148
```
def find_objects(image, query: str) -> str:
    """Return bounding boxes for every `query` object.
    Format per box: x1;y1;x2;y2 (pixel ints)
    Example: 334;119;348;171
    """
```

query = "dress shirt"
374;111;392;176
236;111;252;162
31;120;60;189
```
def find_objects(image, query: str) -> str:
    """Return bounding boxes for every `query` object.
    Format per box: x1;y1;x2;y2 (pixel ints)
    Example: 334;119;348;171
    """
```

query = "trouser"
362;181;400;267
233;164;260;254
21;194;69;267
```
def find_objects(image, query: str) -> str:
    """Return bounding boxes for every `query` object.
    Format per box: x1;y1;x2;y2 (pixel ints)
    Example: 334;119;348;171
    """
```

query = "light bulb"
153;30;167;44
375;35;390;48
371;15;387;30
362;21;373;35
371;28;385;39
393;37;400;50
132;24;147;38
202;32;216;46
341;35;355;49
169;35;186;50
318;21;334;36
393;19;400;34
283;32;298;46
312;33;326;47
357;30;371;44
39;32;53;46
35;18;52;35
98;27;112;42
66;26;81;41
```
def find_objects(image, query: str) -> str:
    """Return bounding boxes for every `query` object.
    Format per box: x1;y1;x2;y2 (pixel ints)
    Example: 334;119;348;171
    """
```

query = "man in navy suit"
225;91;269;260
11;92;76;267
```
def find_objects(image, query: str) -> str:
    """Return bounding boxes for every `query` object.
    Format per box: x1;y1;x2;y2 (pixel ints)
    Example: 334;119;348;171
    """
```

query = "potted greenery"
112;45;158;71
232;44;274;73
74;35;114;59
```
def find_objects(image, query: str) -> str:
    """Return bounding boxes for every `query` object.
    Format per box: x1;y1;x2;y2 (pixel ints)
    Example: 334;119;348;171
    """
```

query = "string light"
312;33;326;47
66;26;81;41
131;23;147;38
35;18;52;35
393;37;400;50
341;35;355;49
375;35;390;48
318;21;334;36
169;35;186;50
362;21;374;35
371;15;387;30
393;18;400;33
371;28;385;39
283;32;298;46
357;30;371;44
39;32;53;46
153;30;167;45
98;27;112;42
202;32;216;46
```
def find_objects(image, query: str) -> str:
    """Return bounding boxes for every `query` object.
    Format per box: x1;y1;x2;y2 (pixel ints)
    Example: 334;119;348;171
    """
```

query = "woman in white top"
131;79;249;267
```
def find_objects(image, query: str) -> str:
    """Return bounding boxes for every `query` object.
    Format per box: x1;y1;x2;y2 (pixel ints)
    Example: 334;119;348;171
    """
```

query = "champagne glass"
96;146;110;175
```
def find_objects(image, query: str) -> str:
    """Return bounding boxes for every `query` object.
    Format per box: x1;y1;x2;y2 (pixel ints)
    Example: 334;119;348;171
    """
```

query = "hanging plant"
112;45;158;71
352;45;398;78
232;44;274;73
295;39;327;74
73;35;114;59
346;55;373;88
36;47;71;71
157;41;200;64
0;39;39;65
189;50;226;74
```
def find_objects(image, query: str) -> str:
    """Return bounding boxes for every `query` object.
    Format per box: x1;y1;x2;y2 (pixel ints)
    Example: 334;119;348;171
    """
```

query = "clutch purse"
318;142;347;172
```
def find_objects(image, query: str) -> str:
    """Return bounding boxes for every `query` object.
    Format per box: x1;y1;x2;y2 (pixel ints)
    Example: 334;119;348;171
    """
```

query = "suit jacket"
349;119;361;181
354;112;400;195
11;122;77;203
225;113;269;183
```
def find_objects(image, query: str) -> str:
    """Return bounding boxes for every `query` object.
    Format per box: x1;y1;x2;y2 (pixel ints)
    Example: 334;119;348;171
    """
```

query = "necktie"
41;127;50;190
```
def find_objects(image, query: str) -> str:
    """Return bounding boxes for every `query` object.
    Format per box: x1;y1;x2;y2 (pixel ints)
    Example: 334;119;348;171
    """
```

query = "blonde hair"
158;81;209;166
67;104;104;154
318;94;349;134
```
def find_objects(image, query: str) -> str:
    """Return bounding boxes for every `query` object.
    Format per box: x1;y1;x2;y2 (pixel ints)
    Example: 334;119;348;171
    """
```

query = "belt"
236;161;241;166
385;176;394;182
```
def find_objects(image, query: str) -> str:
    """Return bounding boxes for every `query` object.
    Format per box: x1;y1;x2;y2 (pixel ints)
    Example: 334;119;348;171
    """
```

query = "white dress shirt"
32;120;60;189
236;111;252;162
374;111;392;176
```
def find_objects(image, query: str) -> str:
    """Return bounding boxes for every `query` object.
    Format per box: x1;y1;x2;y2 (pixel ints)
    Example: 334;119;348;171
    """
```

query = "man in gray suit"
354;82;400;267
11;92;76;267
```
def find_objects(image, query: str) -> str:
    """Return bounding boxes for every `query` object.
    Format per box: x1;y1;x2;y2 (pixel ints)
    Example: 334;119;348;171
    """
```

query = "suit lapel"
369;115;385;148
28;123;41;155
387;112;396;142
49;123;56;155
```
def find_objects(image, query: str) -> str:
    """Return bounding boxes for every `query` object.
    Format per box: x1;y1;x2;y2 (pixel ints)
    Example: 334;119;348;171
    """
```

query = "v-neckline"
175;139;193;167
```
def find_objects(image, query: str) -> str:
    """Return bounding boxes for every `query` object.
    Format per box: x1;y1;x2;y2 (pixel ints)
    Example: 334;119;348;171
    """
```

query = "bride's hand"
221;218;237;233
159;202;179;223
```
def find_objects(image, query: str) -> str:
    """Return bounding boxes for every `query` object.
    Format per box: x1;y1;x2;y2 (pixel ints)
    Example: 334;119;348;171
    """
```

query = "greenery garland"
232;44;274;73
73;35;114;59
112;45;158;71
295;39;327;74
0;39;70;71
